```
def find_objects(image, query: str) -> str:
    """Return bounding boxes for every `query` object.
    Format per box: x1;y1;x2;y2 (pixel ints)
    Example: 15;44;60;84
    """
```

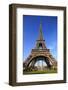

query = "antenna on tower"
38;19;43;40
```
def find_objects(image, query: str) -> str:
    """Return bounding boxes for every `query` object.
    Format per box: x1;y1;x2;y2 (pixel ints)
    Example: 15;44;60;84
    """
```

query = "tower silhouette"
23;22;57;71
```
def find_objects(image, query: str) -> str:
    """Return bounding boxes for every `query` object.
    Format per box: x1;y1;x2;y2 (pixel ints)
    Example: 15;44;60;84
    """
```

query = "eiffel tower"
23;22;57;71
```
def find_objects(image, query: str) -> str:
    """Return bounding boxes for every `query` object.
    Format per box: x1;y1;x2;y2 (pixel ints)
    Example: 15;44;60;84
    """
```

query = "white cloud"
47;43;57;60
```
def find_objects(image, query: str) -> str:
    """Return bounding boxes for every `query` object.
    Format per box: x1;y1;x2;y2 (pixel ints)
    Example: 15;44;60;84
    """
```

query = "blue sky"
23;15;57;61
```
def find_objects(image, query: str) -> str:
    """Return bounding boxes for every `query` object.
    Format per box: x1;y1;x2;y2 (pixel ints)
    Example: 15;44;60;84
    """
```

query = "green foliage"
23;68;57;75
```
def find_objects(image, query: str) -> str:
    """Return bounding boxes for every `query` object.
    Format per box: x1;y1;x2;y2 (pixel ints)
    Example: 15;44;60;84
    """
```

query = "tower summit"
38;22;43;40
36;22;46;49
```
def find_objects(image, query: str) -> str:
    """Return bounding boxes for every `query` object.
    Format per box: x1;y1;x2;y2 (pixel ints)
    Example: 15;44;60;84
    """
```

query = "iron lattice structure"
23;23;57;71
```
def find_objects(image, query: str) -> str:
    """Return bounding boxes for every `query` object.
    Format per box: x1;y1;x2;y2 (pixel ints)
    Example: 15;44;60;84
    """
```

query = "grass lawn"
23;69;57;75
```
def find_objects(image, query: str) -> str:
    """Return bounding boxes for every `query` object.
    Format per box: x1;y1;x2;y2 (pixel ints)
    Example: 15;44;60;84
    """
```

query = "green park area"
23;68;57;75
